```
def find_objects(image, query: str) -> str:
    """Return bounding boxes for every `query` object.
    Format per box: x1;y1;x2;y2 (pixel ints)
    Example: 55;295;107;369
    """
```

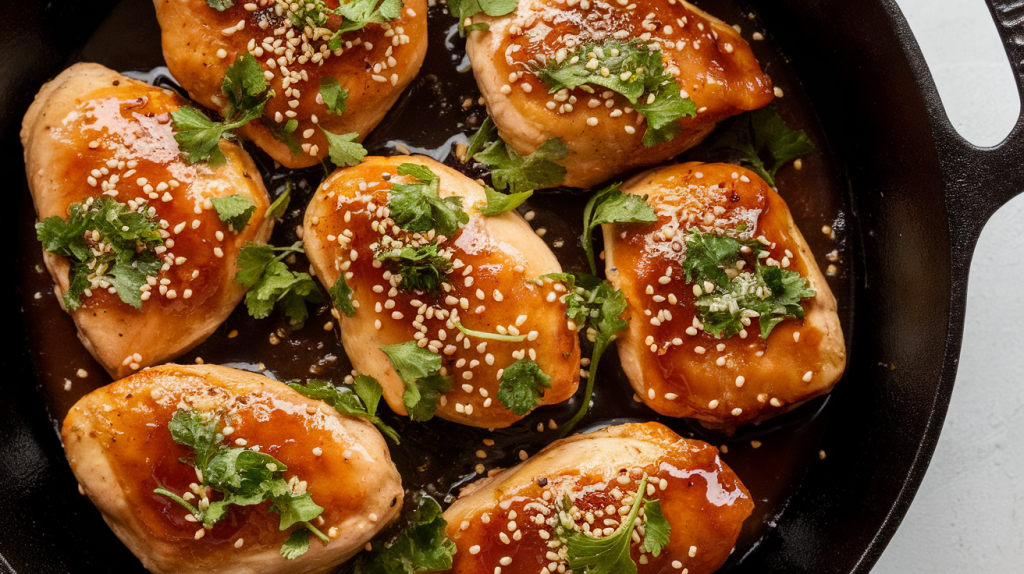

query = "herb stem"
559;340;609;437
154;487;202;519
303;521;331;545
454;321;527;342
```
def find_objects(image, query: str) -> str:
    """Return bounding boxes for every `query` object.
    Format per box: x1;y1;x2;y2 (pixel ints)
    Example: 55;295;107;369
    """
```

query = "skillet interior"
1;0;1016;572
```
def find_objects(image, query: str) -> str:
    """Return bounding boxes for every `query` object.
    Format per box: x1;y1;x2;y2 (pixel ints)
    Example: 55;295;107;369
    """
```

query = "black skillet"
2;0;1022;572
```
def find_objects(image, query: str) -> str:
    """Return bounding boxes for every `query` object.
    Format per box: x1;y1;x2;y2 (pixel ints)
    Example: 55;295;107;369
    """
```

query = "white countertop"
875;0;1024;571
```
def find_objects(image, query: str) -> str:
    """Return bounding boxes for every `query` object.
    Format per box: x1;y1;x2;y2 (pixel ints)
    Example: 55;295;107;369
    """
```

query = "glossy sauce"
16;0;853;571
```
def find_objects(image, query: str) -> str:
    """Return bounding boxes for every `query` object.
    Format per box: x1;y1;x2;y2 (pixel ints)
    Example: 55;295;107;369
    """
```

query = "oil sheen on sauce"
15;0;853;571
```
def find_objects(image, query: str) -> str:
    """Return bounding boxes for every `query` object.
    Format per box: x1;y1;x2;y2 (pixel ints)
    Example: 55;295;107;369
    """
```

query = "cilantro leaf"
380;341;453;422
170;106;232;166
479;185;533;216
706;107;815;186
268;181;292;219
320;76;349;116
353;493;457;574
581;183;658;273
333;0;404;36
469;117;568;194
642;499;671;556
681;229;742;286
375;243;453;294
497;359;551;415
281;529;310;560
264;117;304;157
564;475;649;574
234;242;324;329
35;197;164;310
329;275;356;317
536;40;697;147
210;194;256;233
222;52;268;118
321;128;368;167
289;378;400;443
206;0;234;10
388;163;469;237
447;0;517;35
167;410;223;471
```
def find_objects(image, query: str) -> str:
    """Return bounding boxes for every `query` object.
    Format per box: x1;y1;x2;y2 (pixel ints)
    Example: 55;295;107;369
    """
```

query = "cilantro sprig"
388;163;469;237
153;410;329;559
36;197;164;311
581;183;658;274
562;474;671;573
375;243;454;294
289;377;400;443
172;53;273;165
683;229;815;339
319;76;349;116
706;107;815;187
497;358;552;415
479;185;532;216
467;116;568;194
329;275;356;317
211;194;256;233
536;40;697;147
352;493;457;574
380;341;453;421
447;0;518;35
234;241;324;329
285;0;403;49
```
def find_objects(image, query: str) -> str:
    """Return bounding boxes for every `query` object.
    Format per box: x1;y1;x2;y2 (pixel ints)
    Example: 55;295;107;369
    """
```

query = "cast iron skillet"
2;0;1022;572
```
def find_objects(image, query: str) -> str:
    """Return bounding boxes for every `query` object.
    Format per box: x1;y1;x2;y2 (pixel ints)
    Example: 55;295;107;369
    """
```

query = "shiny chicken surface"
153;0;427;167
604;162;846;428
62;363;403;574
443;422;753;574
466;0;774;188
21;63;273;379
303;156;581;428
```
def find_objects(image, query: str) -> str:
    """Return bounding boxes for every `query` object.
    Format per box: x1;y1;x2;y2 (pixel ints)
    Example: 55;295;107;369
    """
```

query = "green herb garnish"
36;197;164;311
289;377;400;443
581;182;658;274
467;116;568;194
321;128;368;167
375;243;454;294
496;358;551;415
352;493;457;574
267;181;292;219
329;275;356;317
536;40;697;147
285;0;403;50
210;194;256;233
380;341;453;421
319;76;349;116
153;410;328;559
388;163;469;237
447;0;517;35
234;241;323;329
706;107;814;187
206;0;233;11
453;321;526;343
479;185;532;216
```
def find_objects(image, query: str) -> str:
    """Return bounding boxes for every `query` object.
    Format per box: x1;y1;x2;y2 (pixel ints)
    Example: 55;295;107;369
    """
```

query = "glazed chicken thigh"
303;156;581;428
604;162;846;429
466;0;774;188
21;63;274;379
62;363;404;574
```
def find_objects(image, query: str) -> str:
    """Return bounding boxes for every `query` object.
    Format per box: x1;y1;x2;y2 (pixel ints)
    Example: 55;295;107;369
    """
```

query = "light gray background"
873;0;1024;571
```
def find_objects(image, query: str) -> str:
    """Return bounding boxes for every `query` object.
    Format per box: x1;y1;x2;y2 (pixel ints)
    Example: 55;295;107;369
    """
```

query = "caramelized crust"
20;63;273;379
603;163;846;428
443;422;752;574
61;364;403;574
153;0;428;168
302;156;580;428
467;0;774;188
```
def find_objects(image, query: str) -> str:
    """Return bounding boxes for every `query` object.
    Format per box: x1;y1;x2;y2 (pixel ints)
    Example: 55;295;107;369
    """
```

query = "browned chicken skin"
604;163;846;429
443;422;753;574
303;156;581;428
21;63;273;379
62;363;404;574
154;0;428;168
467;0;774;188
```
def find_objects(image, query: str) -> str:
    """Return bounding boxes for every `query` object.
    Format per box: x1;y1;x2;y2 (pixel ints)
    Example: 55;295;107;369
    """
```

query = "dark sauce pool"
16;0;854;570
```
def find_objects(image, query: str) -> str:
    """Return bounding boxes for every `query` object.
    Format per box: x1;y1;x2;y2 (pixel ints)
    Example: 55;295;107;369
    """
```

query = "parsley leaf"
581;183;658;273
210;194;256;233
172;53;273;165
329;275;356;317
155;410;329;559
36;197;164;311
289;378;400;443
388;163;469;237
375;243;453;294
642;499;671;556
319;76;349;116
353;493;457;574
447;0;517;35
706;107;815;186
206;0;234;10
536;40;697;147
234;242;324;329
564;475;650;574
479;185;532;216
267;181;292;219
321;128;368;167
468;116;568;194
497;359;551;415
380;341;453;421
683;229;815;339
